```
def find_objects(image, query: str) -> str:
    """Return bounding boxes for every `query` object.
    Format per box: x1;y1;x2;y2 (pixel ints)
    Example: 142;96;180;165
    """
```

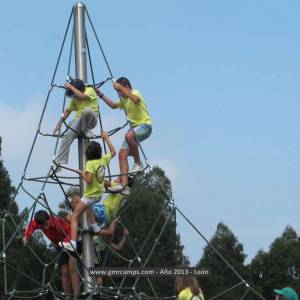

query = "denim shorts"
121;124;152;150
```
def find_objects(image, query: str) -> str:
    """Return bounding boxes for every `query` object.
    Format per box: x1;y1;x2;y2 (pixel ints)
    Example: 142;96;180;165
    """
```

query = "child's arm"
75;169;93;184
64;213;72;223
113;83;140;103
65;83;90;101
53;109;71;134
23;220;38;243
110;227;129;251
96;89;118;109
101;131;116;158
98;219;117;237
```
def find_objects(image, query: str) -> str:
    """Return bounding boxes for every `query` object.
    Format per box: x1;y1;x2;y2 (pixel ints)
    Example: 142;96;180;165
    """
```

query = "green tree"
248;226;300;299
0;137;17;215
0;137;56;298
101;167;186;298
55;166;187;298
197;222;247;299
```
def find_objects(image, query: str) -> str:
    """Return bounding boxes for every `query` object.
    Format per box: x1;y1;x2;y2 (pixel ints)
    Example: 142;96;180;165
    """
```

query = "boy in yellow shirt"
97;77;152;191
59;132;116;251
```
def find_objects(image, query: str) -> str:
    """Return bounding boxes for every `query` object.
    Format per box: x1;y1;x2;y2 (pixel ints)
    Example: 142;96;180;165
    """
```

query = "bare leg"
119;149;130;186
68;256;80;296
96;276;103;287
125;130;141;165
71;201;87;241
61;264;72;298
85;206;96;224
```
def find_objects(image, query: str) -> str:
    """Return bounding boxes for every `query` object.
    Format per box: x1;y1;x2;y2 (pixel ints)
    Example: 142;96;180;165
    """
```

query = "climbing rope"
0;4;268;300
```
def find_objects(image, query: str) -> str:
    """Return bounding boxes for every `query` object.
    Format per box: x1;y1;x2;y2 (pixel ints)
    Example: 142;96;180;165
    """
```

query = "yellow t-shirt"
103;192;125;222
178;288;204;300
68;87;99;118
116;90;152;127
84;153;111;198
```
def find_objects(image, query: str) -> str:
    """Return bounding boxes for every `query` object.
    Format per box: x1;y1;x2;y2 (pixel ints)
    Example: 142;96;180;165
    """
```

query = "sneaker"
91;223;101;233
129;163;143;174
59;240;77;252
121;187;131;196
107;184;124;193
83;129;95;139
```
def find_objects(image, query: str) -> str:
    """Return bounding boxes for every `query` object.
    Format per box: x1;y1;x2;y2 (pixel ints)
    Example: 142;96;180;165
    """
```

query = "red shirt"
24;216;71;245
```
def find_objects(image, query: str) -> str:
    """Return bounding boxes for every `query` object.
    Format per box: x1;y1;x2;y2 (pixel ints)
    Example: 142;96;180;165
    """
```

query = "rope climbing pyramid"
0;3;268;300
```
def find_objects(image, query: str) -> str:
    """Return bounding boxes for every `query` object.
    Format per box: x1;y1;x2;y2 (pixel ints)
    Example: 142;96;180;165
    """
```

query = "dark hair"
85;141;102;160
65;78;85;97
116;77;132;89
175;276;201;296
34;210;50;226
69;189;81;198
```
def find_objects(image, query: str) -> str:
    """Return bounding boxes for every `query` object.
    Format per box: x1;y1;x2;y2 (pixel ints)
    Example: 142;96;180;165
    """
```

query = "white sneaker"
59;240;77;252
83;129;95;139
107;184;124;193
121;187;131;196
129;163;143;174
91;223;101;233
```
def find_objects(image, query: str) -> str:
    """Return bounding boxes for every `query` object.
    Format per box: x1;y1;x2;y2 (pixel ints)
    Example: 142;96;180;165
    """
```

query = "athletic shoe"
91;223;101;233
83;129;95;139
121;187;131;196
107;184;124;193
129;163;143;174
58;240;77;252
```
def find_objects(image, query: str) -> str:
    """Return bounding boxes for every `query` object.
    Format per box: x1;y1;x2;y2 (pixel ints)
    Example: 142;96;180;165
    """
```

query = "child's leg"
125;130;141;165
86;204;102;233
86;205;96;224
96;276;103;287
125;125;152;172
61;264;72;297
71;200;88;241
68;255;80;296
81;108;97;131
55;119;80;165
119;149;130;186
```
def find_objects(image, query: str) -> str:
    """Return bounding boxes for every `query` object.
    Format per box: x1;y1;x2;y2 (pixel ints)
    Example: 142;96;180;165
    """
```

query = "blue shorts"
121;124;152;150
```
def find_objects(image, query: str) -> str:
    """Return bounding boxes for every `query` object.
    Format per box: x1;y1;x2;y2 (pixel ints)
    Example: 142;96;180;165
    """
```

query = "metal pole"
73;2;94;293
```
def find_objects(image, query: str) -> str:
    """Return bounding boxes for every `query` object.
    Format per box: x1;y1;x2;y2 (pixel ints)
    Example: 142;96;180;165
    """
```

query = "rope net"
0;4;266;300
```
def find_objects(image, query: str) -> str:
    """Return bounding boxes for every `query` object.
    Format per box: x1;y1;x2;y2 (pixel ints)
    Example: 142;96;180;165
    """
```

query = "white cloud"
0;98;51;176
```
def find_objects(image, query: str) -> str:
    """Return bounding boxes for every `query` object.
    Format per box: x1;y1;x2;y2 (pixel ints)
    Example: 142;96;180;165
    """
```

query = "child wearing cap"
274;287;298;300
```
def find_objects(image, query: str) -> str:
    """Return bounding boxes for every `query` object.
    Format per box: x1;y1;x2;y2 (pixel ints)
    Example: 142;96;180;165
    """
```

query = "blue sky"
0;0;299;266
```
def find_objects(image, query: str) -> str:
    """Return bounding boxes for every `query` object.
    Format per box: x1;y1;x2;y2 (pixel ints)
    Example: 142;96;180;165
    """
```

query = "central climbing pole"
73;2;94;293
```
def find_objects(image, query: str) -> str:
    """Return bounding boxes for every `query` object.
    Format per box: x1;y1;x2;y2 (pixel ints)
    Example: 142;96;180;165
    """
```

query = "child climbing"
59;131;116;251
23;210;81;299
91;181;131;287
53;78;99;169
93;220;129;287
96;77;152;191
92;179;132;233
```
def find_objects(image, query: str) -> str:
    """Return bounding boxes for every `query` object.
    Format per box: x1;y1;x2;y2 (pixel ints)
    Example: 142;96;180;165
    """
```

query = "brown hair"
116;77;132;89
176;276;201;296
